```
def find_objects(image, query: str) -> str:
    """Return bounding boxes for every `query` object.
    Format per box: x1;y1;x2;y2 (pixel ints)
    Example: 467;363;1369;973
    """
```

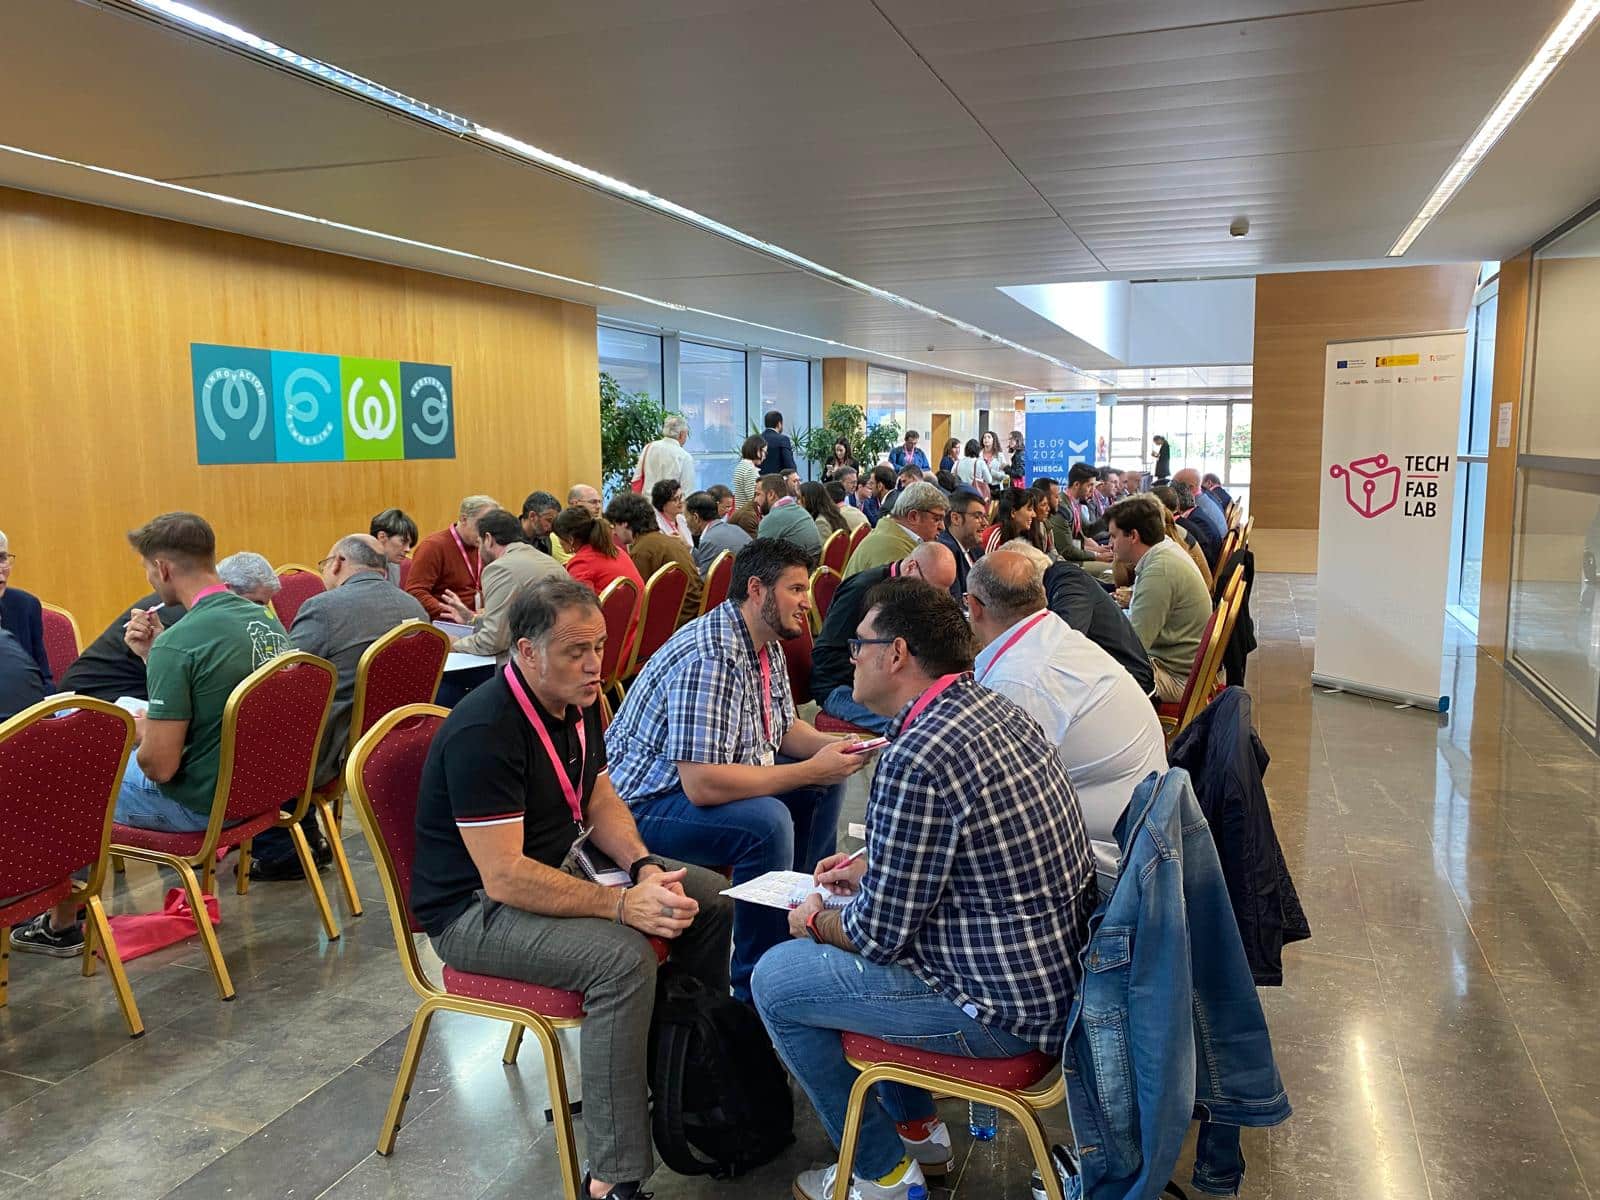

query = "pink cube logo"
1329;453;1401;519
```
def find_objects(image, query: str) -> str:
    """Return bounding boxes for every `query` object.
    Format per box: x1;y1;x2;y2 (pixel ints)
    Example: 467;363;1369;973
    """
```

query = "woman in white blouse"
954;438;995;499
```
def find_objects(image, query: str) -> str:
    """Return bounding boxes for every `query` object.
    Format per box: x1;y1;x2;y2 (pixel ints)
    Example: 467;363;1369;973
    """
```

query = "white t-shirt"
954;456;994;489
974;610;1167;879
640;437;696;495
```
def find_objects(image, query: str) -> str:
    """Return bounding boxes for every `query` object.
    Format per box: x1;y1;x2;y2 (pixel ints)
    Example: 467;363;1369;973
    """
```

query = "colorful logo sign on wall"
190;343;454;465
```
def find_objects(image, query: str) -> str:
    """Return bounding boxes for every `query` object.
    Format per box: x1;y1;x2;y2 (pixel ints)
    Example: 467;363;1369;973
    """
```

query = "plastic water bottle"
907;1186;928;1200
968;1100;998;1141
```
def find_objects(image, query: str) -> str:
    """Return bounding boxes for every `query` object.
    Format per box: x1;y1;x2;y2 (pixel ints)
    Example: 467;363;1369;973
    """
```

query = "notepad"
721;870;851;911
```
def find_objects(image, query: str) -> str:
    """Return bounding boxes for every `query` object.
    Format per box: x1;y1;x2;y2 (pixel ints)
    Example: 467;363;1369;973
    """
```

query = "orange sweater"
405;527;481;620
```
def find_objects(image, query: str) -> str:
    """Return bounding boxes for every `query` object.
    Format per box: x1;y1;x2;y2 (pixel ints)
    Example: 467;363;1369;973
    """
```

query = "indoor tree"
795;402;900;476
598;371;675;499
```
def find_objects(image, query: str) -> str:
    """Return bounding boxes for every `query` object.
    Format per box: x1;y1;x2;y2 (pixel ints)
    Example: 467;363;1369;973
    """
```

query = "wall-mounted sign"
1022;392;1097;485
190;343;454;465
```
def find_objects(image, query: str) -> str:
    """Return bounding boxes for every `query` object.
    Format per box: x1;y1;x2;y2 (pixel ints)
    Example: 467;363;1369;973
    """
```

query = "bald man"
810;541;957;733
252;534;428;882
552;485;604;564
1173;468;1228;543
968;550;1165;882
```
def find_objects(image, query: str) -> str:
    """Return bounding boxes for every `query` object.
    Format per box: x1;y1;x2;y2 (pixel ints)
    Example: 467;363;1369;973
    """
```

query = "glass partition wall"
1507;204;1600;740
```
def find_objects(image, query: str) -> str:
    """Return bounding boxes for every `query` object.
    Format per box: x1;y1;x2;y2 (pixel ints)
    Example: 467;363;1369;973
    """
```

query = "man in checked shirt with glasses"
752;578;1097;1200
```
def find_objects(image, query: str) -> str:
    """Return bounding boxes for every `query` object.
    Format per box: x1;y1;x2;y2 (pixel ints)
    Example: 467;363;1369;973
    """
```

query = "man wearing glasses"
248;533;426;882
0;529;55;689
935;486;987;599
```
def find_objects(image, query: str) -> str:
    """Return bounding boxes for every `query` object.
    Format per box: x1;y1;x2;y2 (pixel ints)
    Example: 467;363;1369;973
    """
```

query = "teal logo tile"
271;351;344;463
192;344;275;464
402;362;454;459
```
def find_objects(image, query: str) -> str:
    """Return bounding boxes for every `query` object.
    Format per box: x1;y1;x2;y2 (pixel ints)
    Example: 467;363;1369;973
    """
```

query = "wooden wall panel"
0;186;599;632
1252;265;1479;548
821;357;867;416
1479;251;1532;658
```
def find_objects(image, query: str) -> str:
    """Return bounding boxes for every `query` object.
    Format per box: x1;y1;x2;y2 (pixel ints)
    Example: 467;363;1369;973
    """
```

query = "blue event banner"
1023;392;1097;485
189;343;454;466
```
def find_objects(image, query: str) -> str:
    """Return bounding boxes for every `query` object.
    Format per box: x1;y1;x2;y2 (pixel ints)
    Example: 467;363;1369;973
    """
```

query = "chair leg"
84;895;143;1038
171;856;235;1001
502;1022;525;1065
834;1066;879;1200
332;790;344;825
288;822;341;941
316;797;363;917
0;927;8;1009
531;1019;583;1200
201;855;216;897
112;855;125;874
81;907;98;978
377;1003;436;1155
236;838;252;895
996;1092;1065;1200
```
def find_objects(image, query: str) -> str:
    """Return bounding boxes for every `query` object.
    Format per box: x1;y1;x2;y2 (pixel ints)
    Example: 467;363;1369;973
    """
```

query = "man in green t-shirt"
11;512;290;958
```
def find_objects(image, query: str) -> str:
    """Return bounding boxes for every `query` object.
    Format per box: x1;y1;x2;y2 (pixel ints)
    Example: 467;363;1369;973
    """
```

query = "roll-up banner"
1313;331;1466;711
1023;392;1097;485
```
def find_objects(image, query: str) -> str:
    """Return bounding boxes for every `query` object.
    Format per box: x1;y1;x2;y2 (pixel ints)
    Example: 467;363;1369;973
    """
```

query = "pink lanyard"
976;612;1051;683
191;584;230;604
901;673;963;731
758;645;774;747
503;664;586;823
450;526;482;591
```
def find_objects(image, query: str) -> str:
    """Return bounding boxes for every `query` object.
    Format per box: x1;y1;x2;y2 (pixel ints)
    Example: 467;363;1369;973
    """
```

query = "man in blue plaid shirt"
606;538;871;1000
752;578;1097;1200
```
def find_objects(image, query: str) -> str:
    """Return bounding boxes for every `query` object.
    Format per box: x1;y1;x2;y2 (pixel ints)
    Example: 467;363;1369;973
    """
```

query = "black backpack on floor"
648;965;795;1179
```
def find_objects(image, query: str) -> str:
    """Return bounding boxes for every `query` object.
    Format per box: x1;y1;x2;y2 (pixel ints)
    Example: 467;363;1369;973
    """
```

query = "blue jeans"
753;941;1037;1180
629;772;845;1001
116;757;209;833
822;686;890;735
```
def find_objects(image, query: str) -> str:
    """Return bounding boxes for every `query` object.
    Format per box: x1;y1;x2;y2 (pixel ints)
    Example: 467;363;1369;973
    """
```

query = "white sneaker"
899;1120;954;1177
793;1159;927;1200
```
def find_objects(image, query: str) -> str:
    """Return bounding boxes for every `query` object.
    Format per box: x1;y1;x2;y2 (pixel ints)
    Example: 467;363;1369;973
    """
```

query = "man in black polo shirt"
411;577;731;1200
59;592;188;701
809;542;955;733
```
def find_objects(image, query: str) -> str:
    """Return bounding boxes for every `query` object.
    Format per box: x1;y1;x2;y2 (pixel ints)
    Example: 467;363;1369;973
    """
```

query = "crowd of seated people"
1;419;1254;1200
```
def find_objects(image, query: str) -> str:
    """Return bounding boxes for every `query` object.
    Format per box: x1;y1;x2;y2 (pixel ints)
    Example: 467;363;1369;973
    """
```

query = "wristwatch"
628;854;670;884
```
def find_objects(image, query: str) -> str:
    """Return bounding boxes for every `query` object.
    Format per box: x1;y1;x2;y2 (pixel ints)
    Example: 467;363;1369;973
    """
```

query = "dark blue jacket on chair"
1063;768;1290;1199
0;587;53;691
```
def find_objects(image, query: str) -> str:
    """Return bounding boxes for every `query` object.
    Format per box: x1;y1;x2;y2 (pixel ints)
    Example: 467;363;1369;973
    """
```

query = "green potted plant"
795;402;901;476
598;371;676;499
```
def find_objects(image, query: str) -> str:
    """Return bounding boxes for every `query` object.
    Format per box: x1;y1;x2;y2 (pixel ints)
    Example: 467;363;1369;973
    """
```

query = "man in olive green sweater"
841;482;949;579
1107;494;1211;702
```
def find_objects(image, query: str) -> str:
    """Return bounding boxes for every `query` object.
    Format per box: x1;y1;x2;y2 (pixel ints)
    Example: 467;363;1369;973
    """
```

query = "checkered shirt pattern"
605;600;796;802
841;674;1098;1054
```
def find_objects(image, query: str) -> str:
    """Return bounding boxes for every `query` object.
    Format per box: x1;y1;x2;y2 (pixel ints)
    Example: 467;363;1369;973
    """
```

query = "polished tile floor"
3;573;1598;1199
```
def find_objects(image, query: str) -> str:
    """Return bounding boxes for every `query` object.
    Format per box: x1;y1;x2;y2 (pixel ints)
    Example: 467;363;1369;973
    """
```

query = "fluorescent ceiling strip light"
1389;0;1600;256
101;0;1106;384
0;141;1046;390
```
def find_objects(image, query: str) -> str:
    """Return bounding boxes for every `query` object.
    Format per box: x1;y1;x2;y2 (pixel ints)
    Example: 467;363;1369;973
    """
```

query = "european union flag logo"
1336;360;1349;369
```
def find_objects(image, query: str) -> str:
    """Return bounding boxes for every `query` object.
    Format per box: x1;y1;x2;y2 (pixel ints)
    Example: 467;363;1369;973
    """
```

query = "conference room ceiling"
2;0;1597;391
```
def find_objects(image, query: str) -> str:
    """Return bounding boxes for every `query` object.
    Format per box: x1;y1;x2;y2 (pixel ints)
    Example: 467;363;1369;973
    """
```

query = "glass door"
1447;275;1497;633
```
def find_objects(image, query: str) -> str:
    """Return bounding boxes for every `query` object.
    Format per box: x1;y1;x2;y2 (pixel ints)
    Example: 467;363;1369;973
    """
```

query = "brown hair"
552;506;617;557
126;512;216;571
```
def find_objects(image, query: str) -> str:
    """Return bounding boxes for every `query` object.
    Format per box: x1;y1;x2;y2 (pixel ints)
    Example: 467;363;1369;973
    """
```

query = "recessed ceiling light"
89;0;1108;385
1388;0;1600;257
0;141;1048;391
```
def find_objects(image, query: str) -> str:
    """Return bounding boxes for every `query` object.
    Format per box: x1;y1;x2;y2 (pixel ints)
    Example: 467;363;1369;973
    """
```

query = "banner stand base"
1311;672;1449;714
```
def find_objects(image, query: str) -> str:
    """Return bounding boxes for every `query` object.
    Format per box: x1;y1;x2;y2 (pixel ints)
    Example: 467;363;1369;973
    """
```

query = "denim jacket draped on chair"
1062;768;1291;1200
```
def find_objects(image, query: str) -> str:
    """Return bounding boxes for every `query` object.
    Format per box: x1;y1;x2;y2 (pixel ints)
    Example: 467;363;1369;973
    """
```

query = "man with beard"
605;539;872;1001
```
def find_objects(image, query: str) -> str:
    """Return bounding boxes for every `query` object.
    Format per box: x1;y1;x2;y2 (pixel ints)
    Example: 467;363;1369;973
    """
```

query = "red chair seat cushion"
815;712;875;736
111;810;280;859
0;879;72;928
841;1033;1057;1090
1155;701;1180;719
441;938;672;1020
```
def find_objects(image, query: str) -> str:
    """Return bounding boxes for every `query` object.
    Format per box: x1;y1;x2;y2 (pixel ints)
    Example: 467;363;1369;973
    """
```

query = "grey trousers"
432;861;733;1185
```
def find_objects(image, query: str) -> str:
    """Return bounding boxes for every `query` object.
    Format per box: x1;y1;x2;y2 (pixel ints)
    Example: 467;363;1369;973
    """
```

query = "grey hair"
333;535;386;571
508;576;602;647
892;481;951;517
217;552;280;596
992;539;1051;578
967;552;1048;620
459;494;499;520
663;415;690;439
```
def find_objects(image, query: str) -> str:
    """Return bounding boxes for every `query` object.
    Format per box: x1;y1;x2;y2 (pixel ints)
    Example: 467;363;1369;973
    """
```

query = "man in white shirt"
639;415;696;495
967;550;1166;880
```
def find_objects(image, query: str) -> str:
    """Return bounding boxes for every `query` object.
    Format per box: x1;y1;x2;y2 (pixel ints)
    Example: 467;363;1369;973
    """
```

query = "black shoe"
1029;1143;1079;1200
307;829;334;869
9;913;85;957
580;1172;652;1199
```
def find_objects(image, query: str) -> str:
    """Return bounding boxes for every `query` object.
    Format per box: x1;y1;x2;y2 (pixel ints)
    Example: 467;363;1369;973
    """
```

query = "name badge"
755;746;776;768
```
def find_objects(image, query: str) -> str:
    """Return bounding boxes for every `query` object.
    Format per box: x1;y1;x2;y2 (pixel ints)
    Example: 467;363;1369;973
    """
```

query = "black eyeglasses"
848;637;895;660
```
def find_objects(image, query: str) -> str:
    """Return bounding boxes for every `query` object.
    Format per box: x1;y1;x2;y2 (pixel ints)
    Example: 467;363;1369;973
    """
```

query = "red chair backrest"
354;710;446;933
701;552;734;612
821;530;849;575
273;569;326;630
397;557;414;590
632;564;690;671
0;699;133;898
1170;606;1222;721
355;622;451;745
599;577;640;684
811;568;841;625
848;524;871;555
217;654;335;825
780;620;814;706
39;605;81;681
